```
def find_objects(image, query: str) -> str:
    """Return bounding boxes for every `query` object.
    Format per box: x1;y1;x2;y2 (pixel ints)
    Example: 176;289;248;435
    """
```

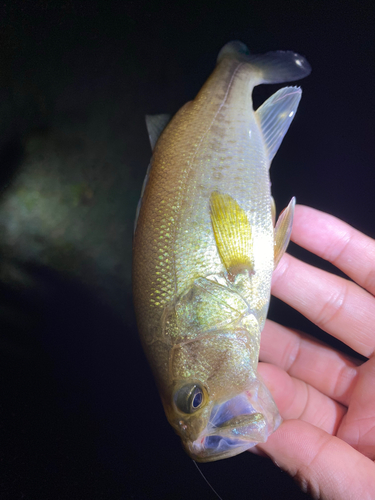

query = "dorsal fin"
145;114;171;150
256;86;302;163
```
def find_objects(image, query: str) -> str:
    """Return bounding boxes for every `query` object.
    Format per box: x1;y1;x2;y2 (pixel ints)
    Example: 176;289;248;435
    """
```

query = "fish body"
133;41;310;461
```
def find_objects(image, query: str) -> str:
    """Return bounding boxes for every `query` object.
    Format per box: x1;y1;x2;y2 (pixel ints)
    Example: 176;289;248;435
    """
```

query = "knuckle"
363;268;375;296
314;283;349;329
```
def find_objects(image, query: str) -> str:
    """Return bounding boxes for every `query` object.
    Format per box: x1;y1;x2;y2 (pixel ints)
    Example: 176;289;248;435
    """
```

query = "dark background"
0;1;374;499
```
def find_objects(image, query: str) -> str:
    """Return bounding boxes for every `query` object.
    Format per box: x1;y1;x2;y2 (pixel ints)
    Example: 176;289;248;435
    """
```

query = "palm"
255;205;375;498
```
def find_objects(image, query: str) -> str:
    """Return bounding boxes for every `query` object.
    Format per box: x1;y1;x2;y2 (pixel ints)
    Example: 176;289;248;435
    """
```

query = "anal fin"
256;87;302;164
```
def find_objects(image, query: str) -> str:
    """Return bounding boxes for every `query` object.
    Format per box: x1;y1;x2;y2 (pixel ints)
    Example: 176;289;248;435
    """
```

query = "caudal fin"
217;40;311;84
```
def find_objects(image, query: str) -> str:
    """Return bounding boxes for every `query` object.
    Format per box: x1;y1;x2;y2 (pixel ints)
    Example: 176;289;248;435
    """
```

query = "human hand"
256;205;375;499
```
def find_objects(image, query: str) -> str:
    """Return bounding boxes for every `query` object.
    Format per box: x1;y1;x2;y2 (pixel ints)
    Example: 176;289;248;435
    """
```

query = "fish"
132;41;311;462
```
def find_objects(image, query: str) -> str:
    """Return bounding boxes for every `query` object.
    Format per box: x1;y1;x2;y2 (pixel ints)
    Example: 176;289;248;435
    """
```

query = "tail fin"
217;41;311;84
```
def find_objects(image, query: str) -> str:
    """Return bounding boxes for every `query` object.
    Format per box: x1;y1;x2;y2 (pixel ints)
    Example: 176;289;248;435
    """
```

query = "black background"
0;1;374;499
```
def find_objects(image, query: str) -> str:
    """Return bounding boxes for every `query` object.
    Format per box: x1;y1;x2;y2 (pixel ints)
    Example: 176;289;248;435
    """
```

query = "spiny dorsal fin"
256;87;302;164
210;192;253;276
145;114;171;150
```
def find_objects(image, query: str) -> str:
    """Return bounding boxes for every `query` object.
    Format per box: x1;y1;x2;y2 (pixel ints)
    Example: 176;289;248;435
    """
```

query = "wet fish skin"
133;41;310;461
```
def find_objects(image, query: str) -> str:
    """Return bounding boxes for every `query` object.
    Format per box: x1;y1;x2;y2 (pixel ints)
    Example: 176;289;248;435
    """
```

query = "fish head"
163;325;281;462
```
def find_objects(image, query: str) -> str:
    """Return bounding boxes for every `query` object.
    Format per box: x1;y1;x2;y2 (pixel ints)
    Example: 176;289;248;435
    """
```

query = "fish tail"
217;40;311;84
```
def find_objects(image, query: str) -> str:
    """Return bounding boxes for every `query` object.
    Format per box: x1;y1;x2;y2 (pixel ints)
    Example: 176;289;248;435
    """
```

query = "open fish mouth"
187;392;281;462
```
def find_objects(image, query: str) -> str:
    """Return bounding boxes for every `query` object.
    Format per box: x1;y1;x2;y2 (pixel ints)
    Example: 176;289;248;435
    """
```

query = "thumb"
256;420;375;499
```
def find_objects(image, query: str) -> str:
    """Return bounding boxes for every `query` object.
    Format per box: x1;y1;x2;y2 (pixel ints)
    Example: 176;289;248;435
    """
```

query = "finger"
255;420;375;500
292;205;375;296
337;356;375;460
260;320;359;406
258;362;346;435
272;253;375;358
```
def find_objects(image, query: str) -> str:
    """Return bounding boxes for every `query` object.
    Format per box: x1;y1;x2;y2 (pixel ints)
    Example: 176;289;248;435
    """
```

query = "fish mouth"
186;391;281;462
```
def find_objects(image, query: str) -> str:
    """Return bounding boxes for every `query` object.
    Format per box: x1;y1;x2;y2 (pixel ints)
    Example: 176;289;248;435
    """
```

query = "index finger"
271;206;375;357
291;205;375;295
272;253;375;358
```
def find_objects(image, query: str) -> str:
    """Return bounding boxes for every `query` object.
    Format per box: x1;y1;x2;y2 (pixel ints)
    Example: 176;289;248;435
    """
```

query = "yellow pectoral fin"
210;192;253;275
274;197;295;269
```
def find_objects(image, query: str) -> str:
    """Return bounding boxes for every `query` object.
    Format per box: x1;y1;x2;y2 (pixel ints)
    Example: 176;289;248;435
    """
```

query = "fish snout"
187;386;281;462
174;412;208;443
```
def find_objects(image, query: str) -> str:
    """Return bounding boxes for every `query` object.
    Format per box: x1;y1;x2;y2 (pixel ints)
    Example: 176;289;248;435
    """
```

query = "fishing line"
192;460;223;500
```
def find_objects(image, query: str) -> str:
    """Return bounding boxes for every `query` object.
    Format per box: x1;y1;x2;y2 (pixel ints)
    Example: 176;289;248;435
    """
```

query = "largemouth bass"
133;41;311;462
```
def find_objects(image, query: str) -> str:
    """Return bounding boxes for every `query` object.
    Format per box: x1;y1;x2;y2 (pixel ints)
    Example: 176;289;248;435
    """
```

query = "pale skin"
253;205;375;499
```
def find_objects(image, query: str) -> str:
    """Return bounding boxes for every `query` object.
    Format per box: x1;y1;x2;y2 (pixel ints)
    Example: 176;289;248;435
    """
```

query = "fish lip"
187;436;257;462
184;391;281;462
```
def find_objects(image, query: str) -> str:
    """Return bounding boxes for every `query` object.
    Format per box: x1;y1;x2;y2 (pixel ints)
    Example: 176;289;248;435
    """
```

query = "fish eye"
174;383;206;414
